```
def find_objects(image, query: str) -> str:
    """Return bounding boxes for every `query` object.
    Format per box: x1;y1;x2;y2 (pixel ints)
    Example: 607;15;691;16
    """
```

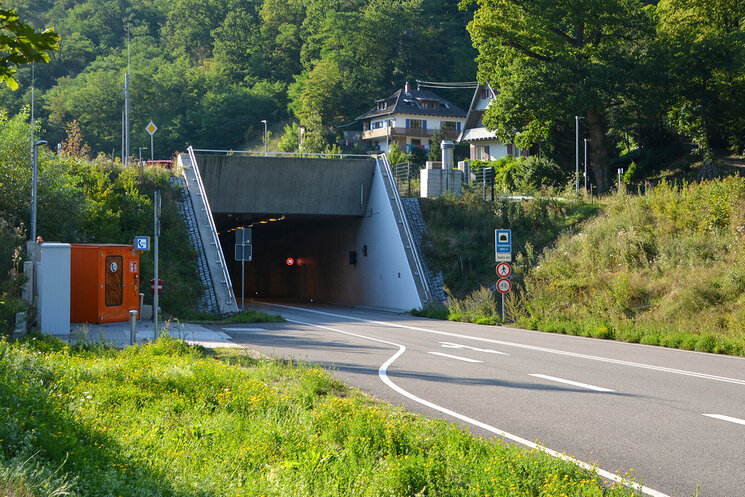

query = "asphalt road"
213;302;745;497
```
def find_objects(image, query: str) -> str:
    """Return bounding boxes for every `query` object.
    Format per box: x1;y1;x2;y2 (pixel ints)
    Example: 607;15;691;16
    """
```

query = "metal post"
261;120;268;156
501;293;505;322
240;259;245;311
124;72;130;165
150;134;154;163
139;293;144;320
575;116;584;193
30;140;47;243
129;310;138;345
153;190;160;339
584;138;589;192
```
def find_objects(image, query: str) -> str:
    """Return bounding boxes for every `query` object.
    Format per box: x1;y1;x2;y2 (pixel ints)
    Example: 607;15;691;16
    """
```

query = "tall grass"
0;336;640;496
517;178;745;355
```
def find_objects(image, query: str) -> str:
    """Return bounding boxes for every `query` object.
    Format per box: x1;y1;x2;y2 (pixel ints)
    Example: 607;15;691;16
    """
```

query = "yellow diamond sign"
146;121;158;135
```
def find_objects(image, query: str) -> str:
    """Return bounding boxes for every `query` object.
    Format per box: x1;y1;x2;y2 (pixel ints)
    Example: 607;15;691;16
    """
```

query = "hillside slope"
519;178;745;355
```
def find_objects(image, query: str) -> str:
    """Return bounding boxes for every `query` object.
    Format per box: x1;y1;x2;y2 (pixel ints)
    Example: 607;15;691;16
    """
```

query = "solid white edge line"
702;414;745;426
428;351;483;363
285;317;671;497
265;303;745;387
529;373;615;393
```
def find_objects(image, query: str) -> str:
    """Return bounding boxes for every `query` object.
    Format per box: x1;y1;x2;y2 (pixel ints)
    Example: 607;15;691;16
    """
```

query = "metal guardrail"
191;148;371;159
377;154;432;305
186;146;236;308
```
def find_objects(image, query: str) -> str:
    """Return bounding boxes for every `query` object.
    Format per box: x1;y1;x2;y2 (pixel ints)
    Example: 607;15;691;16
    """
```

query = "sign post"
153;190;161;339
495;230;512;321
234;227;252;310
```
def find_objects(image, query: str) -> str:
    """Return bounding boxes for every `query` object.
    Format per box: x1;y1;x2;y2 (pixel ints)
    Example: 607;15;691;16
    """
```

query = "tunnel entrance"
215;214;363;304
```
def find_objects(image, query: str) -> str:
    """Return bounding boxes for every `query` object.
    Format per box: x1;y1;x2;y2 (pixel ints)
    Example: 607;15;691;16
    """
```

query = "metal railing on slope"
377;154;432;305
186;146;237;310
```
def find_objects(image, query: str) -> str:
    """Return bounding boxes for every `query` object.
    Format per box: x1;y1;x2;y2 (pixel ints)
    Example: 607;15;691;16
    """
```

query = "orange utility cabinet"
70;244;141;323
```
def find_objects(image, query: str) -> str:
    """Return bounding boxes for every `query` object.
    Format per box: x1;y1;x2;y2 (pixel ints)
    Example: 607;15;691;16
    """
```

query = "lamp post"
261;120;267;156
31;140;47;243
575;116;584;193
584;138;590;192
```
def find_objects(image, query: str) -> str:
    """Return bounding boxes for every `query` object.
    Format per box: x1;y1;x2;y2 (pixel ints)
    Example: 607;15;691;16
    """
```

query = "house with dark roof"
357;82;466;154
458;83;530;160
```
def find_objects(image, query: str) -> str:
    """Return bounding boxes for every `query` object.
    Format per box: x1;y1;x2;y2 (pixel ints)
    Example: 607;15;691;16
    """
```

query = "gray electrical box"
37;243;71;335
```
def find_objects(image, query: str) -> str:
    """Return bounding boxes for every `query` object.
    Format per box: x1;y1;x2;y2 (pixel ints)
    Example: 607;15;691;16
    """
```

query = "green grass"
0;335;641;497
186;307;285;324
518;178;745;355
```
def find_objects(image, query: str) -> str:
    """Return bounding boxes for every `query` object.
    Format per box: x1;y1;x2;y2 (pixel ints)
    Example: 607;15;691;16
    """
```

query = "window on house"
409;119;423;129
421;100;437;109
377;101;387;111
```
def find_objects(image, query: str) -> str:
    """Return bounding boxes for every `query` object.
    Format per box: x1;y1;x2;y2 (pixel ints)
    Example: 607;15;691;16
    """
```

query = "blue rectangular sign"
495;229;511;253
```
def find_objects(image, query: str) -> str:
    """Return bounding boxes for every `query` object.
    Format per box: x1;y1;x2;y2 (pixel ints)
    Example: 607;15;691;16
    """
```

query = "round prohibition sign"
496;278;511;294
496;262;512;278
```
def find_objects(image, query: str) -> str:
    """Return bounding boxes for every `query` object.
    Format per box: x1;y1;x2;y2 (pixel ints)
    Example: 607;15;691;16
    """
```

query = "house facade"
458;83;529;161
358;83;466;154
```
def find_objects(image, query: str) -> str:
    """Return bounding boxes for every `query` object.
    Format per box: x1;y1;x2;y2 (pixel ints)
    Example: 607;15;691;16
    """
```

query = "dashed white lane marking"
265;304;745;387
440;341;509;355
529;374;615;393
702;414;745;426
428;351;483;363
283;317;670;497
222;327;267;332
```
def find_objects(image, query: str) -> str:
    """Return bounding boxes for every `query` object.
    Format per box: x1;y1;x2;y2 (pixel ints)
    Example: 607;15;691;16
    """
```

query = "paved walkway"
57;320;240;349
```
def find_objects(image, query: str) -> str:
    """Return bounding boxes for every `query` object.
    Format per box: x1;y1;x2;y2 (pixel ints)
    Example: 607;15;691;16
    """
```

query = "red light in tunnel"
285;257;295;266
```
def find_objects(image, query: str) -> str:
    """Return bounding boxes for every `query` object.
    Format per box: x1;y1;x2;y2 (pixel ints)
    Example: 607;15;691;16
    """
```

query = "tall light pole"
575;116;584;193
31;140;47;242
261;120;267;156
584;138;590;192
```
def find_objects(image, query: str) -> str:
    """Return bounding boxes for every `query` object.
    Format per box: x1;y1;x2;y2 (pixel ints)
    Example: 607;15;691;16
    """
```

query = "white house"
458;83;531;160
358;82;467;154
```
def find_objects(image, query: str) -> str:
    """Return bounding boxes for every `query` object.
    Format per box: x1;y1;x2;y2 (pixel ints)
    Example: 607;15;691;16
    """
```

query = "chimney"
404;81;411;93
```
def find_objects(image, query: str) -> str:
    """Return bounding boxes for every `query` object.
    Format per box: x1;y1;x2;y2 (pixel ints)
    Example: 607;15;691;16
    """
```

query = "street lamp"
31;140;47;242
583;138;590;192
261;120;267;156
575;116;584;193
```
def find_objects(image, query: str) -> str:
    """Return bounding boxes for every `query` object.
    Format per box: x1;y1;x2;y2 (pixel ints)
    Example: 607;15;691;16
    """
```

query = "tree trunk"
586;109;611;192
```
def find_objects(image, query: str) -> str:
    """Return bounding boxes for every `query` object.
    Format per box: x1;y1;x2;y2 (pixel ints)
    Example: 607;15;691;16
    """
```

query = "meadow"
1;335;640;497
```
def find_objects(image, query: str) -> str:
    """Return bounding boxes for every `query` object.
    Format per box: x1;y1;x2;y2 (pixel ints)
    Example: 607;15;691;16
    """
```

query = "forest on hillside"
1;0;743;190
0;0;477;157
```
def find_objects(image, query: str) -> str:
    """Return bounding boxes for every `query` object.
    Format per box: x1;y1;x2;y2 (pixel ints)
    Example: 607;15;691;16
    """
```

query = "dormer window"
377;101;388;111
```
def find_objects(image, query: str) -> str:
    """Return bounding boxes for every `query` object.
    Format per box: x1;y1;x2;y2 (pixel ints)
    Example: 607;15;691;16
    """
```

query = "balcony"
361;127;460;141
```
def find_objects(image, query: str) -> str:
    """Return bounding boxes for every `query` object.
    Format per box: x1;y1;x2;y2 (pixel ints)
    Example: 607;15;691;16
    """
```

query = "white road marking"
284;316;670;497
222;327;267;332
428;351;483;363
703;414;745;426
440;341;509;355
265;304;745;387
530;374;614;393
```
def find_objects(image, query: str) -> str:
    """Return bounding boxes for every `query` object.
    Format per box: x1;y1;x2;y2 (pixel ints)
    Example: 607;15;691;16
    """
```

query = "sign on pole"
146;121;157;163
134;236;150;251
495;229;512;262
234;227;252;311
496;262;511;278
497;278;511;294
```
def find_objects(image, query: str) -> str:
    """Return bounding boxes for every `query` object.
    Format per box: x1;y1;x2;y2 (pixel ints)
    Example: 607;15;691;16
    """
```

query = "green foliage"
0;336;639;496
222;308;284;323
278;122;300;152
0;2;59;89
521;177;745;355
473;156;566;194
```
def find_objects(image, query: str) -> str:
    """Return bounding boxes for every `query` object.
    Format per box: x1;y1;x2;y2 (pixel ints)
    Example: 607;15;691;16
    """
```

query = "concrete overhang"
196;154;376;218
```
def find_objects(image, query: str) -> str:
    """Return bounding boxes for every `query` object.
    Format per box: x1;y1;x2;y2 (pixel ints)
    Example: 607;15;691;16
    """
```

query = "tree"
0;1;59;89
59;119;91;158
657;0;745;155
462;0;655;191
